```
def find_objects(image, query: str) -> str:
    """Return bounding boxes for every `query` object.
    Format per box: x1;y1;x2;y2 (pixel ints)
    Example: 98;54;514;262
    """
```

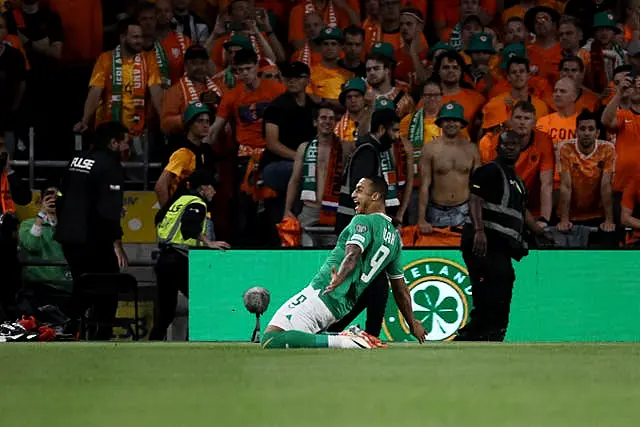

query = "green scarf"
111;46;124;122
153;40;171;88
224;66;236;89
300;138;343;225
379;149;399;207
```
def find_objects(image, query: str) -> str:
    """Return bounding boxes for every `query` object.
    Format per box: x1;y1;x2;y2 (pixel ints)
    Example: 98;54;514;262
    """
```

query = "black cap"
184;45;210;61
281;61;311;78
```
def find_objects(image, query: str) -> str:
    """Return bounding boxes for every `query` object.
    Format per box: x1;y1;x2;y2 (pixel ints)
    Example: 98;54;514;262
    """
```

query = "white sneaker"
338;330;374;349
344;325;388;348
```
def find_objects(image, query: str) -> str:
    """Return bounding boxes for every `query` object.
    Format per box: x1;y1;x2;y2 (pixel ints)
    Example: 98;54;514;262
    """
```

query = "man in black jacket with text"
55;122;129;340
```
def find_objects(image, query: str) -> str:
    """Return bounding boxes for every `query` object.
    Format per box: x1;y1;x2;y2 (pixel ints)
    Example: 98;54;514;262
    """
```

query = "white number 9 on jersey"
360;245;391;283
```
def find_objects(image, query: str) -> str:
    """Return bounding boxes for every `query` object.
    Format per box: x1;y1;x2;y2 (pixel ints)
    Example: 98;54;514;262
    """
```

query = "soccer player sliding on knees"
262;176;427;349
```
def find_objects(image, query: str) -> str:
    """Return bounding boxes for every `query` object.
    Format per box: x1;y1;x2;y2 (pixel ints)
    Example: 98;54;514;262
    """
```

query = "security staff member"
329;99;401;339
150;169;230;340
55;121;129;341
456;131;553;342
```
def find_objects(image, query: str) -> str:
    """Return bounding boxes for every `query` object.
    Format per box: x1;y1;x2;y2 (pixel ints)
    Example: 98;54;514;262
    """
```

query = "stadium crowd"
3;0;640;333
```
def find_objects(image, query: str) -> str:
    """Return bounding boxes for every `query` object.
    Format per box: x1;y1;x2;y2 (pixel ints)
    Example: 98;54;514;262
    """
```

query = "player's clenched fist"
410;320;427;344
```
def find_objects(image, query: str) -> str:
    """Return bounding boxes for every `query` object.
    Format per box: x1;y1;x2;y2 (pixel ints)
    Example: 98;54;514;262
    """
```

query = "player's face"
577;119;598;147
510;109;535;136
399;15;418;42
185;58;209;82
156;0;174;26
422;83;443;113
343;34;363;61
470;52;491;66
138;9;157;37
498;135;522;163
595;27;615;46
352;178;376;214
304;14;324;40
559;23;581;50
236;63;258;85
123;25;143;53
321;40;341;61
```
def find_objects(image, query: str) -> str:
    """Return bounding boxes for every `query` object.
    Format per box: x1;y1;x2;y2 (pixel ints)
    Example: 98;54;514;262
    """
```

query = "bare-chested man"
284;107;349;247
418;102;480;234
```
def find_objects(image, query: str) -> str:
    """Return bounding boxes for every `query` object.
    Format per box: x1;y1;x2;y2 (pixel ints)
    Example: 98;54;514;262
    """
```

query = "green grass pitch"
1;342;639;427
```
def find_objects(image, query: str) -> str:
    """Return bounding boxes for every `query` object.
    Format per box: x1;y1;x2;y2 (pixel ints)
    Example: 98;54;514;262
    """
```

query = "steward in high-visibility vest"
150;168;230;340
456;130;553;342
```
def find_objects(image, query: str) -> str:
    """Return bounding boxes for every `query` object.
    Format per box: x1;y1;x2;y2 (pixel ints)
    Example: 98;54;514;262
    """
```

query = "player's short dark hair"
613;64;633;79
559;56;585;72
234;49;259;66
421;79;442;94
435;50;465;73
367;176;388;200
506;56;530;73
559;15;582;31
118;17;141;36
94;121;128;149
576;109;598;126
343;25;365;39
512;100;536;116
313;106;336;120
371;109;400;134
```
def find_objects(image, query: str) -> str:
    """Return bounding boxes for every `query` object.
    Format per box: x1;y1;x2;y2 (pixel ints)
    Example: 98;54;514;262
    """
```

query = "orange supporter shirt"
49;0;102;63
216;79;286;156
164;148;200;196
289;2;351;44
488;75;553;101
558;139;615;221
527;43;563;85
613;110;640;193
434;0;497;29
89;50;162;136
481;93;549;129
543;88;600;113
536;112;578;188
306;63;354;100
441;88;486;124
479;130;554;214
622;176;640;211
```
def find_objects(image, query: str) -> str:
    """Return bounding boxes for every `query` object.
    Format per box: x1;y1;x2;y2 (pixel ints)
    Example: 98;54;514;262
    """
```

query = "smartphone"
225;21;245;33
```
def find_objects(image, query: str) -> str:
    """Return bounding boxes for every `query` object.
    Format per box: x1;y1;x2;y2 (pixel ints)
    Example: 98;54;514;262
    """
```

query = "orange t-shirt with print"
441;88;486;124
89;50;162;135
481;93;549;129
527;43;563;85
543;88;600;113
479;130;554;215
622;176;640;211
306;63;354;100
613;109;640;193
535;112;578;188
558;139;615;221
216;79;286;156
289;2;351;44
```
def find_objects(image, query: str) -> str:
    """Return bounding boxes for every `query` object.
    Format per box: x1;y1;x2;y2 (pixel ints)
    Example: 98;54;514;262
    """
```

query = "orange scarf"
110;47;148;136
180;75;223;105
305;0;337;28
12;7;24;30
0;171;15;214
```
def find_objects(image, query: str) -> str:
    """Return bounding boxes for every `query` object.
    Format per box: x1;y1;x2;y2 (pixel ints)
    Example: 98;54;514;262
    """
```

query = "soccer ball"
243;287;271;315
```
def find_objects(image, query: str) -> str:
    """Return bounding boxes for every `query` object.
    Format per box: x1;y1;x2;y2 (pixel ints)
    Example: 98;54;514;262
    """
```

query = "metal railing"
7;129;163;190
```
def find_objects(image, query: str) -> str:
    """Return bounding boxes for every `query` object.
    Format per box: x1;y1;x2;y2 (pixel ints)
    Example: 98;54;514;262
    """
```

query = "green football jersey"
312;213;404;320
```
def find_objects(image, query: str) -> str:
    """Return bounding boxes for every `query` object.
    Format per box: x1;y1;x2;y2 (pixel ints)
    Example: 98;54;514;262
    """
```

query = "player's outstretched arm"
323;244;362;294
390;277;426;343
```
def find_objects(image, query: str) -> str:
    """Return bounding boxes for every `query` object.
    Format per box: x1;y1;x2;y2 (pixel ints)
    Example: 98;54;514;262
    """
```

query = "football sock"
261;330;368;349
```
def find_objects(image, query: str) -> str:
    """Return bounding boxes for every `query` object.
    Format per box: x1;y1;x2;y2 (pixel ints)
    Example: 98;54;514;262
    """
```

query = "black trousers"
62;243;120;340
149;248;189;341
455;245;516;342
326;273;390;337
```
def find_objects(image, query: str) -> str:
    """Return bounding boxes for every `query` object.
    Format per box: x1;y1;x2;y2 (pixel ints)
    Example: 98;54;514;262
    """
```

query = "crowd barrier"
189;249;640;342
